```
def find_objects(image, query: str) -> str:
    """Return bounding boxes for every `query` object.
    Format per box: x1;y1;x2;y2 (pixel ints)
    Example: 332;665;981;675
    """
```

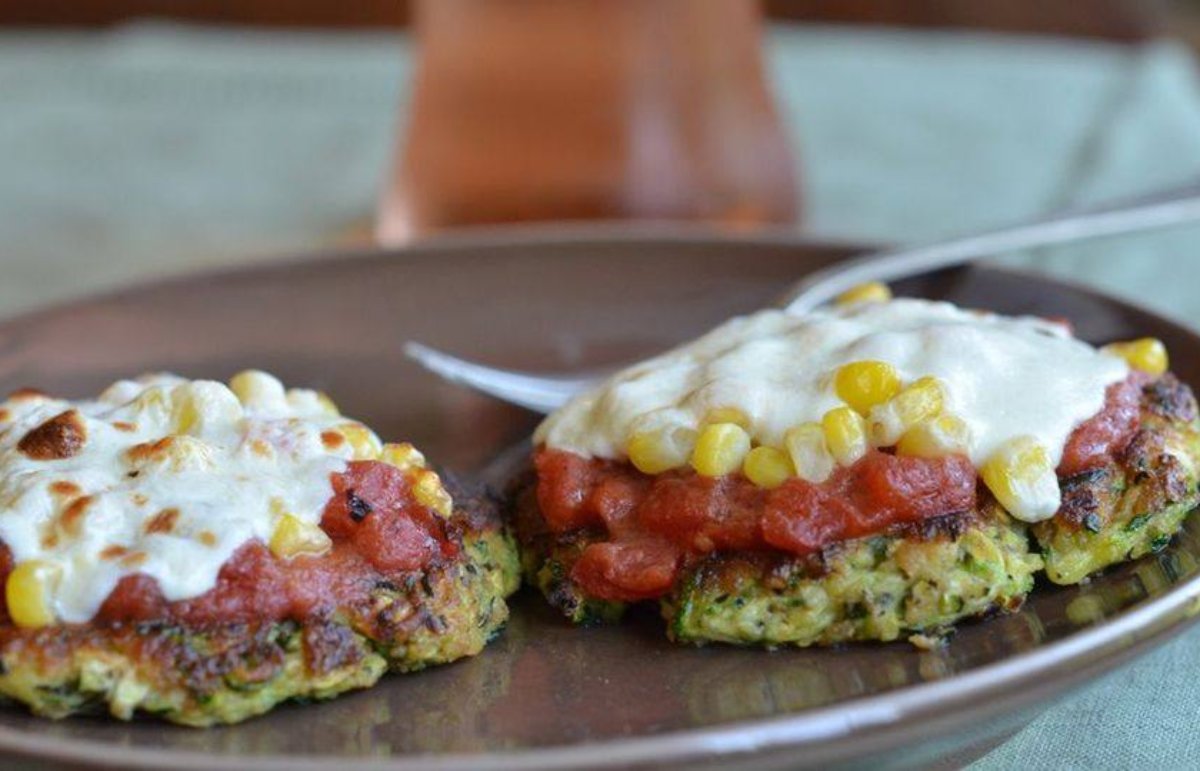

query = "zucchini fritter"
0;510;519;726
516;374;1200;647
1033;374;1200;584
0;371;523;725
665;507;1038;647
518;488;1039;646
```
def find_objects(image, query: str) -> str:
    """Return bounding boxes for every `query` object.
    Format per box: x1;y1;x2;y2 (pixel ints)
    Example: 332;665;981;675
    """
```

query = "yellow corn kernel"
897;414;972;458
869;376;945;447
315;392;340;416
381;442;426;471
169;382;242;435
822;406;868;466
336;423;382;460
161;435;217;472
627;427;696;475
126;435;217;474
98;379;143;406
128;386;170;421
173;400;198;434
742;446;795;489
836;281;892;306
6;560;61;628
280;388;339;418
229;370;286;409
269;513;332;560
703;407;752;430
784;422;835;483
411;469;453;517
1104;338;1168;376
834;360;902;416
980;436;1061;522
690;423;752;477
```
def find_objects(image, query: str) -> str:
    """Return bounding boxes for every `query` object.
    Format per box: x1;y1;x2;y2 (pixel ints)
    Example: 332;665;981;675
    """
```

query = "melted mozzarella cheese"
536;299;1130;519
0;372;368;623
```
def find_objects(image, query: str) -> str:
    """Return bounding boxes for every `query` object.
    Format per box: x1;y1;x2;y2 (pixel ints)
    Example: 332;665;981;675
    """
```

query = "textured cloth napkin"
3;21;1200;769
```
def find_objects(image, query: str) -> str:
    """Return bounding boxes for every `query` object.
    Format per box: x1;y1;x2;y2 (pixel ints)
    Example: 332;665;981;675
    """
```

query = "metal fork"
406;181;1200;414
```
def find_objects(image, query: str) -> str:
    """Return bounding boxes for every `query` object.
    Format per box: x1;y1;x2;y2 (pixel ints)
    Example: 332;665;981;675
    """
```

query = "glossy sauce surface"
536;375;1143;602
0;462;456;627
1058;374;1145;476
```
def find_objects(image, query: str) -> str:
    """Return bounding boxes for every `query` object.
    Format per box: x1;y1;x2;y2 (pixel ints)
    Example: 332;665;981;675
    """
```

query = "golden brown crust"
1142;373;1198;423
17;410;87;460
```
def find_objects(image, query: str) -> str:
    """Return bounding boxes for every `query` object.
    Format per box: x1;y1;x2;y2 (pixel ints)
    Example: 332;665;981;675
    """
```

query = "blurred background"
3;0;1200;321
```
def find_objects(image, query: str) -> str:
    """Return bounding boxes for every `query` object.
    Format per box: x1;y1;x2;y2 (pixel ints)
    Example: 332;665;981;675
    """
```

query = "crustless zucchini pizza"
516;283;1200;647
0;372;519;725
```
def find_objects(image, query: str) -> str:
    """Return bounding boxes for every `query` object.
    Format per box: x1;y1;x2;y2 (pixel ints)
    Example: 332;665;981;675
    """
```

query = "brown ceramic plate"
0;231;1198;770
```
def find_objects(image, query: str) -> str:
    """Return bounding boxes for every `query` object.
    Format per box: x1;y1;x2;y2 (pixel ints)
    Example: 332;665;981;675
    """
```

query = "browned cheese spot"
18;410;87;461
320;431;345;450
198;531;217;547
120;551;148;568
145;508;180;535
131;493;149;506
0;408;9;422
49;480;82;498
7;388;48;402
40;532;59;549
112;421;137;433
99;545;130;561
126;437;175;464
59;495;94;538
251;439;272;457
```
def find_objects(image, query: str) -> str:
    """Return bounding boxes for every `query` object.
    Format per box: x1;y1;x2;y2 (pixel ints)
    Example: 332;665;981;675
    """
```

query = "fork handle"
782;179;1200;313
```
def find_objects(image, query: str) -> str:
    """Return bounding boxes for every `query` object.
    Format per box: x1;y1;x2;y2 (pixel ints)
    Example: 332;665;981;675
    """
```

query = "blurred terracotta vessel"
377;0;799;242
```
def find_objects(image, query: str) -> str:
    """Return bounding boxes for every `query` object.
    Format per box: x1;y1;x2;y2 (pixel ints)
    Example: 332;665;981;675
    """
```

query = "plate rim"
0;231;1195;770
0;223;872;332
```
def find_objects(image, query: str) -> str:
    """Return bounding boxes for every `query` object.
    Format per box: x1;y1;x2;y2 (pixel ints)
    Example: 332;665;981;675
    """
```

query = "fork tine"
403;342;597;414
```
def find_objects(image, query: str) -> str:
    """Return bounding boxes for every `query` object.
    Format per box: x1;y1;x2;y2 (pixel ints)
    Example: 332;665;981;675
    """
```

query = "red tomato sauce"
1058;373;1146;476
0;460;458;627
537;374;1146;603
536;448;976;602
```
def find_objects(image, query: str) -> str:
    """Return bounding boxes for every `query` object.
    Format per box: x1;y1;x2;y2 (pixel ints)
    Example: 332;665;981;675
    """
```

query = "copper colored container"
377;0;799;242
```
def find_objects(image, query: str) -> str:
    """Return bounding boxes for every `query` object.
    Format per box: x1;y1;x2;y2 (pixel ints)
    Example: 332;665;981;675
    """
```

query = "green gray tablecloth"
3;21;1200;769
